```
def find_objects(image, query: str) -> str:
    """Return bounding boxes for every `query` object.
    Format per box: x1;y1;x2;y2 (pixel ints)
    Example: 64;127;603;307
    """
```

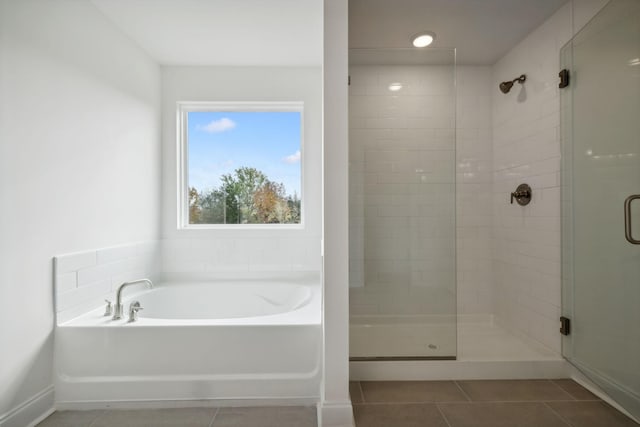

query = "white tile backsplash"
54;241;160;323
160;237;321;274
55;272;77;294
54;250;97;274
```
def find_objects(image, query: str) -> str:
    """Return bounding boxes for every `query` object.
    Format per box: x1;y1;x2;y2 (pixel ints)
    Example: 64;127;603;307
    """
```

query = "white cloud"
283;150;301;164
199;117;236;133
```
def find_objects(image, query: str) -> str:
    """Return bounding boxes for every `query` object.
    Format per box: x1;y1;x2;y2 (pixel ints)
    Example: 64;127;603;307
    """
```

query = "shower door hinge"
560;316;571;336
348;75;351;86
559;69;570;88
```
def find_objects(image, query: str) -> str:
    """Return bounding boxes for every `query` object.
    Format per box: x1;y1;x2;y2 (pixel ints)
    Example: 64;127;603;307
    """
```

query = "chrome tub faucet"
112;279;153;320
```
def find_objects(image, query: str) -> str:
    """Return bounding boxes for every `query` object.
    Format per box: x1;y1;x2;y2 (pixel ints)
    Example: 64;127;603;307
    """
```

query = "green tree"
254;181;290;223
188;187;201;224
287;191;301;223
188;167;300;225
220;167;269;224
198;188;226;223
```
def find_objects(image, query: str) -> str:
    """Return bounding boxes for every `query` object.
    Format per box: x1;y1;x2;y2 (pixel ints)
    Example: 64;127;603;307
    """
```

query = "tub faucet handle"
104;299;113;316
128;301;143;323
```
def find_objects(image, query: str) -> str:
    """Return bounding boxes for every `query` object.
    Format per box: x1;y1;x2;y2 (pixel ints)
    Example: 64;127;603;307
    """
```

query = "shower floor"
350;315;567;381
457;315;559;361
350;315;457;359
350;315;559;361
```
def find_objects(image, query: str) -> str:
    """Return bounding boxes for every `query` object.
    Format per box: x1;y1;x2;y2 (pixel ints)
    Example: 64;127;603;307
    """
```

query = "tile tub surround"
37;406;317;427
161;237;321;274
350;379;639;427
54;241;160;323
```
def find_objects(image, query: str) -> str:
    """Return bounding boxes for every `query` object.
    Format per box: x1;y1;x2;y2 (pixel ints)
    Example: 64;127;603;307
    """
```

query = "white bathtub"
54;275;322;407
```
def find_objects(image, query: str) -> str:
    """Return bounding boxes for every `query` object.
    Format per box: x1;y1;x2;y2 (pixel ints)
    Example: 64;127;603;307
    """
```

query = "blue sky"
188;111;301;196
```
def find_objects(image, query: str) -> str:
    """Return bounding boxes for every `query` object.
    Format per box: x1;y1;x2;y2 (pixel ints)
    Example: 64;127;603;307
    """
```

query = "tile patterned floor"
352;379;640;427
38;380;640;427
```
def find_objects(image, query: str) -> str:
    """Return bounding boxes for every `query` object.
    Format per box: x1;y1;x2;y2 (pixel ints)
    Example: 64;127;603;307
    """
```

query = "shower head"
499;74;526;93
499;81;514;93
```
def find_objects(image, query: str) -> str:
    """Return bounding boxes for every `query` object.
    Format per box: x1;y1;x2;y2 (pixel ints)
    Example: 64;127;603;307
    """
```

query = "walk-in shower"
348;48;457;360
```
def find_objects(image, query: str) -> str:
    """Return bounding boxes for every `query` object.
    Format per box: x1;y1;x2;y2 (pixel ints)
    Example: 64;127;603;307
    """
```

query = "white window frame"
177;101;305;230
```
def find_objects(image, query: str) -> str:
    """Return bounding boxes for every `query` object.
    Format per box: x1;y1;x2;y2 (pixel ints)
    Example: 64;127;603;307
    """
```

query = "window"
178;102;303;228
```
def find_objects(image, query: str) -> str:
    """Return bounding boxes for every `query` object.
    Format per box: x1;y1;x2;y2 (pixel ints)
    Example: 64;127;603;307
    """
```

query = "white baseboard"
0;386;55;427
56;397;318;411
317;401;354;427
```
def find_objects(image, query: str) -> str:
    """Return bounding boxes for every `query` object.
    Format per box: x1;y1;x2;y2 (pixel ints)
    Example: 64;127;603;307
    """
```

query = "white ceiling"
90;0;323;66
90;0;568;67
349;0;569;65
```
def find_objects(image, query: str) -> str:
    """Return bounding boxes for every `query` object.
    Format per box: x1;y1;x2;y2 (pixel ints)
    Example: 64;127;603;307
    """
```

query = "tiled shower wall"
491;4;572;354
348;64;493;317
456;67;493;315
349;64;456;316
490;0;609;355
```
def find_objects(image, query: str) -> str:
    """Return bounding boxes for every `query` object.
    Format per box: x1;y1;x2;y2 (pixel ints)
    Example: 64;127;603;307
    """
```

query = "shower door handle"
624;195;640;244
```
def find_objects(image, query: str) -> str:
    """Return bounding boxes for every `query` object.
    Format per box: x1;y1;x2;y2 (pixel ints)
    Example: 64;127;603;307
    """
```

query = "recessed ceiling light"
412;31;436;48
388;82;403;92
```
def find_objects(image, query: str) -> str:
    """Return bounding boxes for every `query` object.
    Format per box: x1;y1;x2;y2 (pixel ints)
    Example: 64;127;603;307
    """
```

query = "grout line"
552;380;602;402
547;379;578;401
208;407;220;427
87;409;107;427
352;399;588;406
358;382;366;403
543;402;574;427
453;381;473;402
435;403;454;427
444;399;586;404
353;401;467;406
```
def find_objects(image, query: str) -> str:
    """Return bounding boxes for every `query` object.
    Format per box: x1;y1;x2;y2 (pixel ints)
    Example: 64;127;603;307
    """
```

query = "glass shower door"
561;0;640;419
348;49;457;360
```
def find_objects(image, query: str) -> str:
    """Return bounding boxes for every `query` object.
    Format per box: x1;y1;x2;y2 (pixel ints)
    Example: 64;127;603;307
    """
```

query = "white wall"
491;0;608;353
160;66;322;274
321;0;352;426
0;0;161;425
